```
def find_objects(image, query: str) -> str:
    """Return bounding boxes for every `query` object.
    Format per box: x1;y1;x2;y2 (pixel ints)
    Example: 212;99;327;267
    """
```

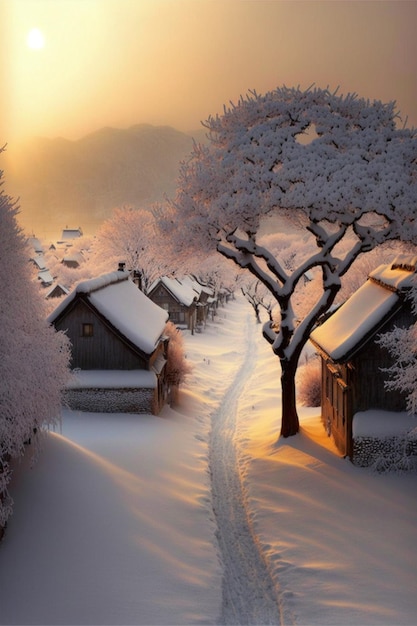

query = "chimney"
133;270;142;290
118;262;126;272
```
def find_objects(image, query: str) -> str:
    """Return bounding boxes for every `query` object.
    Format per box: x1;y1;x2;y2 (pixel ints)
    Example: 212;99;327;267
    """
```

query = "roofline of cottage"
310;297;404;365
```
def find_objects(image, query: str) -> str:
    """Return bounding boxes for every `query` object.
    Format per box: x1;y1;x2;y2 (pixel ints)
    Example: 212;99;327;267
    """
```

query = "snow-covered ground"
0;296;416;625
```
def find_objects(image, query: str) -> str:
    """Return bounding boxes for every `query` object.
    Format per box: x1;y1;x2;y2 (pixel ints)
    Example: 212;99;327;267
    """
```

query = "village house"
48;268;169;414
148;276;199;332
310;256;417;466
179;275;216;326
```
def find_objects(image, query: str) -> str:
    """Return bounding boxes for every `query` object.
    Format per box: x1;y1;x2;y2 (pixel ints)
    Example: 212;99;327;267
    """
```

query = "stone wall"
353;435;417;472
64;387;155;414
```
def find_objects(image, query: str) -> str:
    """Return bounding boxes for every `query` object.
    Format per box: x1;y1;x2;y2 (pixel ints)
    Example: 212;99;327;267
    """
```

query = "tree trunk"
280;357;300;438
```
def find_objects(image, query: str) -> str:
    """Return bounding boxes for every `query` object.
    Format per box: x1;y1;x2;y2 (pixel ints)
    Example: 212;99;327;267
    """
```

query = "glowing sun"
27;28;45;50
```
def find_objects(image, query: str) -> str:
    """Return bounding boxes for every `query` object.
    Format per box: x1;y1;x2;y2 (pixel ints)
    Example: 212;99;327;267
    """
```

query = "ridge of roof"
75;270;129;295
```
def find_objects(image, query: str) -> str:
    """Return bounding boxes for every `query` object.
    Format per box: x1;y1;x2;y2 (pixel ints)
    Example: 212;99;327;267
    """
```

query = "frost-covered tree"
378;284;417;414
44;234;95;293
241;279;272;324
0;163;70;528
90;206;171;294
163;86;417;438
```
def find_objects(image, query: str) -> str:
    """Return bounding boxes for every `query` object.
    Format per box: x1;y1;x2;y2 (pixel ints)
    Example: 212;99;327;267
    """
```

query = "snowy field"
0;296;416;625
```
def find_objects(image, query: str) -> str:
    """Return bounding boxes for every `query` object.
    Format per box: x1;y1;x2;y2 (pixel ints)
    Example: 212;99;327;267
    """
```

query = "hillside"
3;125;203;239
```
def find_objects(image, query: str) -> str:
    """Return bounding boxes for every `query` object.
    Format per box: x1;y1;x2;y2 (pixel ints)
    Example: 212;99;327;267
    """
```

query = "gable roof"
149;276;198;307
310;256;417;363
48;271;168;355
45;283;70;299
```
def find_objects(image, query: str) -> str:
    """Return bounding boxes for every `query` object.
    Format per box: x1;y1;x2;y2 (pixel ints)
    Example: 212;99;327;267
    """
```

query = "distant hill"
3;125;205;239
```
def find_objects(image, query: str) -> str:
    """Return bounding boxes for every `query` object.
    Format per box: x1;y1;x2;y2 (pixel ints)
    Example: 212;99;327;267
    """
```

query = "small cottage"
148;276;198;332
48;269;169;414
310;256;417;465
179;276;216;326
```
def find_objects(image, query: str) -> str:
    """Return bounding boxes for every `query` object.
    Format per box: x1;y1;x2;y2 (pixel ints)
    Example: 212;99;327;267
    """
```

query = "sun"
26;28;45;50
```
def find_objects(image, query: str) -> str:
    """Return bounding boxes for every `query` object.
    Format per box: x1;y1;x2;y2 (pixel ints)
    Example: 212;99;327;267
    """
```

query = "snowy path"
209;314;285;625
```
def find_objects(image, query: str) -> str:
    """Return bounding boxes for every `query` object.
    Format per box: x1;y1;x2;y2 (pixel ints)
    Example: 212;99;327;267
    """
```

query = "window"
82;323;94;337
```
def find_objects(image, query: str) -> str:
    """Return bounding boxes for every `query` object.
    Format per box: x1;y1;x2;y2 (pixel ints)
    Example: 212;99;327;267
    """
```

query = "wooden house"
148;276;198;332
310;256;417;462
179;276;216;326
48;269;169;414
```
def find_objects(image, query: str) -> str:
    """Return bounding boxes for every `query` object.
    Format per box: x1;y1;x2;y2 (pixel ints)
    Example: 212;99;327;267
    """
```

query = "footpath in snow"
209;312;287;625
0;296;416;625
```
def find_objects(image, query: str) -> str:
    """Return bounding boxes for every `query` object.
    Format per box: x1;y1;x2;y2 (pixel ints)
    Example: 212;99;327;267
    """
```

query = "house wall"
350;344;406;414
351;306;412;415
55;299;147;370
321;304;413;460
321;363;349;456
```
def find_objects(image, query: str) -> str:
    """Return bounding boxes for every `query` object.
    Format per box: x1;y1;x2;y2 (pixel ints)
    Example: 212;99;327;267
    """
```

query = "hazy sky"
2;0;417;144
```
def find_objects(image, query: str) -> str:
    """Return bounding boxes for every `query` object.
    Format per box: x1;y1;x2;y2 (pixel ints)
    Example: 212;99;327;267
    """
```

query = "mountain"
3;125;203;239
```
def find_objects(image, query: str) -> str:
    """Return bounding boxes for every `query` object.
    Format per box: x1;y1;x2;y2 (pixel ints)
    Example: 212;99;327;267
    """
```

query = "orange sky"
2;0;417;145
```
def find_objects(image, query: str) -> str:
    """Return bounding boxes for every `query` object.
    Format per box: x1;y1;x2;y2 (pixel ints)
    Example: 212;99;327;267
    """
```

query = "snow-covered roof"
31;254;46;270
48;271;169;355
61;228;83;239
368;257;417;291
45;283;70;299
38;269;54;285
179;275;202;297
62;251;85;265
27;237;43;253
151;276;198;307
310;258;416;362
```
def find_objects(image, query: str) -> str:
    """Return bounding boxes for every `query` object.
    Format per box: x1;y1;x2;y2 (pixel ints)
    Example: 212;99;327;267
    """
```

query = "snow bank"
1;296;416;625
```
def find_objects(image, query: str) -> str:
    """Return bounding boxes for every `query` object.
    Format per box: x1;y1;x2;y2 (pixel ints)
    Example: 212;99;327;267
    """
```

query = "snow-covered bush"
164;322;193;401
0;169;71;530
297;357;321;407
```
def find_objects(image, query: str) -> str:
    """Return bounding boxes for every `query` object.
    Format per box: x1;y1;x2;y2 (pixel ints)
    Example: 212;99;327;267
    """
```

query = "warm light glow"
26;27;45;50
2;1;416;144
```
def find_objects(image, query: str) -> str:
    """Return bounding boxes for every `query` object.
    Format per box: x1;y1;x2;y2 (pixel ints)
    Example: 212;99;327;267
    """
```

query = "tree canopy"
163;85;417;438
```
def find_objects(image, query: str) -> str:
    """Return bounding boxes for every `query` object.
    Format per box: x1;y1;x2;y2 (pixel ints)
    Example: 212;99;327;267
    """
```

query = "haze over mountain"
4;125;204;240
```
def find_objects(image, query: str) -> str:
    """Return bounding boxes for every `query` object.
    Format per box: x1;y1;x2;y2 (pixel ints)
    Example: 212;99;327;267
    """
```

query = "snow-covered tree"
162;86;417;438
378;283;417;414
90;206;171;294
0;163;70;528
241;279;272;324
